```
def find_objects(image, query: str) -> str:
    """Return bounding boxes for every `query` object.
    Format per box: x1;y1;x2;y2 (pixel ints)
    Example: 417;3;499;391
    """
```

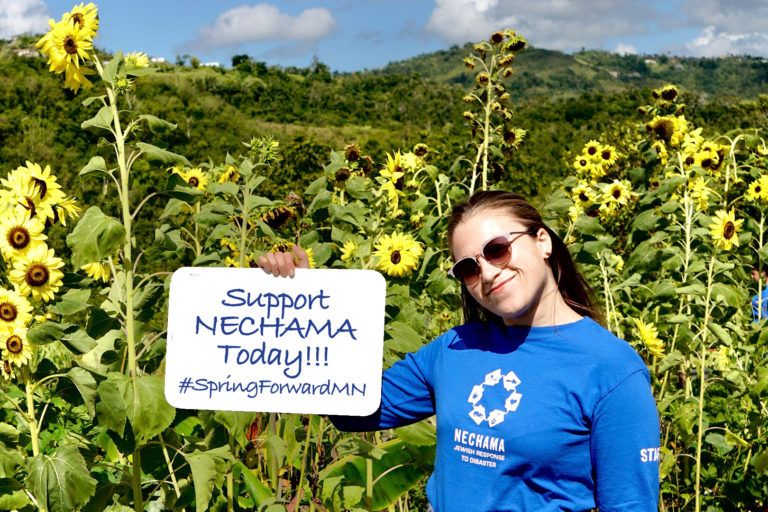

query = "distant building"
644;59;657;66
608;70;619;78
150;57;166;64
202;62;221;68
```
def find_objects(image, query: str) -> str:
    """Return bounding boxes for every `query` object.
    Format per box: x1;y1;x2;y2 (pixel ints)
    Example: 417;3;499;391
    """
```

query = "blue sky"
3;0;768;71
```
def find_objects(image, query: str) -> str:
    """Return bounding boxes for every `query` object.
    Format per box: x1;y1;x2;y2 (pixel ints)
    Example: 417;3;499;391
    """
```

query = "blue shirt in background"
752;286;768;321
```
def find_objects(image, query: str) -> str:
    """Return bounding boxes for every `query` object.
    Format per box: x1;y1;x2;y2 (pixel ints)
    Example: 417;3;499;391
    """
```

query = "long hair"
446;190;602;325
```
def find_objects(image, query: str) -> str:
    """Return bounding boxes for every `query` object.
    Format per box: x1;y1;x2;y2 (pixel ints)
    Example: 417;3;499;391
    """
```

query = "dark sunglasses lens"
453;258;481;284
483;237;512;264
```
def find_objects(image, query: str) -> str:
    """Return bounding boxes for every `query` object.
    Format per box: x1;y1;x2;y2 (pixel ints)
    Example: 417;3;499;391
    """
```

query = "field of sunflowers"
0;3;766;511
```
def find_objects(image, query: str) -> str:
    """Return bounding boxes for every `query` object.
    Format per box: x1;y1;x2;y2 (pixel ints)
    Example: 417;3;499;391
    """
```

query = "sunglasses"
449;230;534;286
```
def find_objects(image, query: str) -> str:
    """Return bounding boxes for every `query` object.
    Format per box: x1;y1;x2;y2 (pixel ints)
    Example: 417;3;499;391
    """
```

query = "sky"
2;0;768;72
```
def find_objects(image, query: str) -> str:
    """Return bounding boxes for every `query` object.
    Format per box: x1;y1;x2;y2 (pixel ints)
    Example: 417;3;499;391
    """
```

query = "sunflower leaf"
66;206;125;268
26;445;97;512
136;142;190;166
80;106;113;132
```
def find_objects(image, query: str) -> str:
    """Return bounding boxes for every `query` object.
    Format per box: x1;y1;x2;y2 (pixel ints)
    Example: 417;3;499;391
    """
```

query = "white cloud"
614;43;637;55
685;26;768;57
191;4;336;50
683;0;768;35
425;0;652;52
0;0;49;39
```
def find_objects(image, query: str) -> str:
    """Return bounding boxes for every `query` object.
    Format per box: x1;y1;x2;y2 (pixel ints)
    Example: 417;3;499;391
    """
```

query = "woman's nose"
477;257;501;282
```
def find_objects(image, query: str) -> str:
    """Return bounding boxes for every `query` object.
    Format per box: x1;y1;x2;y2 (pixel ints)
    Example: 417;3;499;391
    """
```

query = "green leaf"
66;367;97;417
81;95;106;106
49;288;91;316
79;329;121;376
0;445;23;477
710;283;745;308
27;321;67;345
136;114;177;133
81;106;113;131
136;142;190;166
752;450;768;474
574;216;605;236
79;156;108;177
704;433;733;454
27;444;97;512
96;372;127;436
66;206;125;267
385;322;423;353
234;461;273;506
707;323;732;345
122;374;176;445
395;420;436;446
185;446;232;512
212;412;258;449
101;51;124;85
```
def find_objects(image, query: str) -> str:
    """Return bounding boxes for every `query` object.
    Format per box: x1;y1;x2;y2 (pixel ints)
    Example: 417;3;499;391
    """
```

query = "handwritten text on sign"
165;268;386;415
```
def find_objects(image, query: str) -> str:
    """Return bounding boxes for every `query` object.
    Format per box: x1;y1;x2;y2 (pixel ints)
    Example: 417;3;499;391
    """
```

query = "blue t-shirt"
332;317;660;512
752;287;768;321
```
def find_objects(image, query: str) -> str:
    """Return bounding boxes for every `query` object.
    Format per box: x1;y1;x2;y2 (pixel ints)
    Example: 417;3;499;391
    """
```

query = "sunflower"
599;144;618;168
659;85;678;102
1;327;32;367
62;3;99;37
340;240;357;262
2;162;63;205
601;179;632;206
688;177;713;211
50;197;81;226
36;19;95;92
573;156;590;175
344;144;361;162
568;204;583;223
633;318;665;358
0;288;33;331
81;261;112;283
125;51;149;68
647;115;688;147
709;209;743;251
503;128;527;150
571;183;595;206
380;152;405;187
374;232;423;277
0;211;47;262
0;358;15;381
583;140;601;158
400;152;424;173
9;244;65;302
745;175;768;204
183;168;208;191
651;141;668;165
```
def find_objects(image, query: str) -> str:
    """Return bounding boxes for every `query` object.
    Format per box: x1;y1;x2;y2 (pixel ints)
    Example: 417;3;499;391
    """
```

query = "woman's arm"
591;369;660;511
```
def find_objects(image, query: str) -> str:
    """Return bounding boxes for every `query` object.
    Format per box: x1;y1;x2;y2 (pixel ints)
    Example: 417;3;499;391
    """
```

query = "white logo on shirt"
467;368;523;427
640;447;660;462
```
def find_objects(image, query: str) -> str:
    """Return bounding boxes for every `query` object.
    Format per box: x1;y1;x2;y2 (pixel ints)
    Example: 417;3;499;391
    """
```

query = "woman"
260;190;660;511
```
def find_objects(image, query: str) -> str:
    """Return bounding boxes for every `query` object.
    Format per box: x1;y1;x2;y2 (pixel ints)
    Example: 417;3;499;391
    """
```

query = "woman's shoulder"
574;317;650;374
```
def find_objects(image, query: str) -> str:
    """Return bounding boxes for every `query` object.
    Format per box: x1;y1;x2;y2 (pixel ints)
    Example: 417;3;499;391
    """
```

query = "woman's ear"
536;228;552;258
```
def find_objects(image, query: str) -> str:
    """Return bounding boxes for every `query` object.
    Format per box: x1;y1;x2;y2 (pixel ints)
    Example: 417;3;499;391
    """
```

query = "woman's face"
450;209;556;326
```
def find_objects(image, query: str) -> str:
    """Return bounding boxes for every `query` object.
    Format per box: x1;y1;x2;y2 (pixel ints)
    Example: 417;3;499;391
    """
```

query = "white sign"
165;267;385;415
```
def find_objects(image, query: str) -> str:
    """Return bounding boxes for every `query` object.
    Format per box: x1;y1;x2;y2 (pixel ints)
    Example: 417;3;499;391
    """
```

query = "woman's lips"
488;273;516;295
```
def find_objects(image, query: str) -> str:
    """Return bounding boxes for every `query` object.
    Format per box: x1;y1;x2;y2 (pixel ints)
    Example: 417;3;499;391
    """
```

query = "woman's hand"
258;245;310;277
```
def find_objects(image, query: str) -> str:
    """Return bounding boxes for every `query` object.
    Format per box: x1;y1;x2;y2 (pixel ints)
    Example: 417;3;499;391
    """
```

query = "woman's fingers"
258;245;309;276
292;245;310;269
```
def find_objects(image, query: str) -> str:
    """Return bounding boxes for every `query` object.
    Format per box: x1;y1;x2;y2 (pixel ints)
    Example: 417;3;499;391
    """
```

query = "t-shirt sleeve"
329;338;439;432
591;368;660;511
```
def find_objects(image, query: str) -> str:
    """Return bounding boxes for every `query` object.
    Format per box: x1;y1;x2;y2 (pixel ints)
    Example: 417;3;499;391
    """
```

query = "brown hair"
447;190;602;325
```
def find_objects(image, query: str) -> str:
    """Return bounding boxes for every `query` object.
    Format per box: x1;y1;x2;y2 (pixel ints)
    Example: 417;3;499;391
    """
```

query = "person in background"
260;190;660;512
752;262;768;322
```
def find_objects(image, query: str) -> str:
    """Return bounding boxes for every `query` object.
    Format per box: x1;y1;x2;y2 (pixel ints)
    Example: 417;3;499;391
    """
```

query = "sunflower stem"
94;54;143;512
694;252;717;512
24;379;40;458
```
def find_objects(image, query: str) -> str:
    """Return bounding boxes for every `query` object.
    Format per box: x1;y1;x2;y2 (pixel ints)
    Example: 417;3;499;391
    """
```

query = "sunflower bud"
463;57;476;70
344;144;361;162
476;72;490;85
490;32;504;45
413;143;429;157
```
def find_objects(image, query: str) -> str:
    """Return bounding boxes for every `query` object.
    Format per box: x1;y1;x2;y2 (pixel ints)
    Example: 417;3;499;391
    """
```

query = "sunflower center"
8;226;30;250
757;185;763;193
701;158;712;168
601;150;612;161
26;264;49;287
723;221;735;240
654;120;673;142
684;156;694;166
6;335;22;354
390;250;402;264
188;177;199;187
579;192;589;202
612;189;622;199
0;302;17;322
587;146;597;155
63;35;78;55
579;159;587;167
22;197;37;217
32;177;48;199
71;13;85;28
